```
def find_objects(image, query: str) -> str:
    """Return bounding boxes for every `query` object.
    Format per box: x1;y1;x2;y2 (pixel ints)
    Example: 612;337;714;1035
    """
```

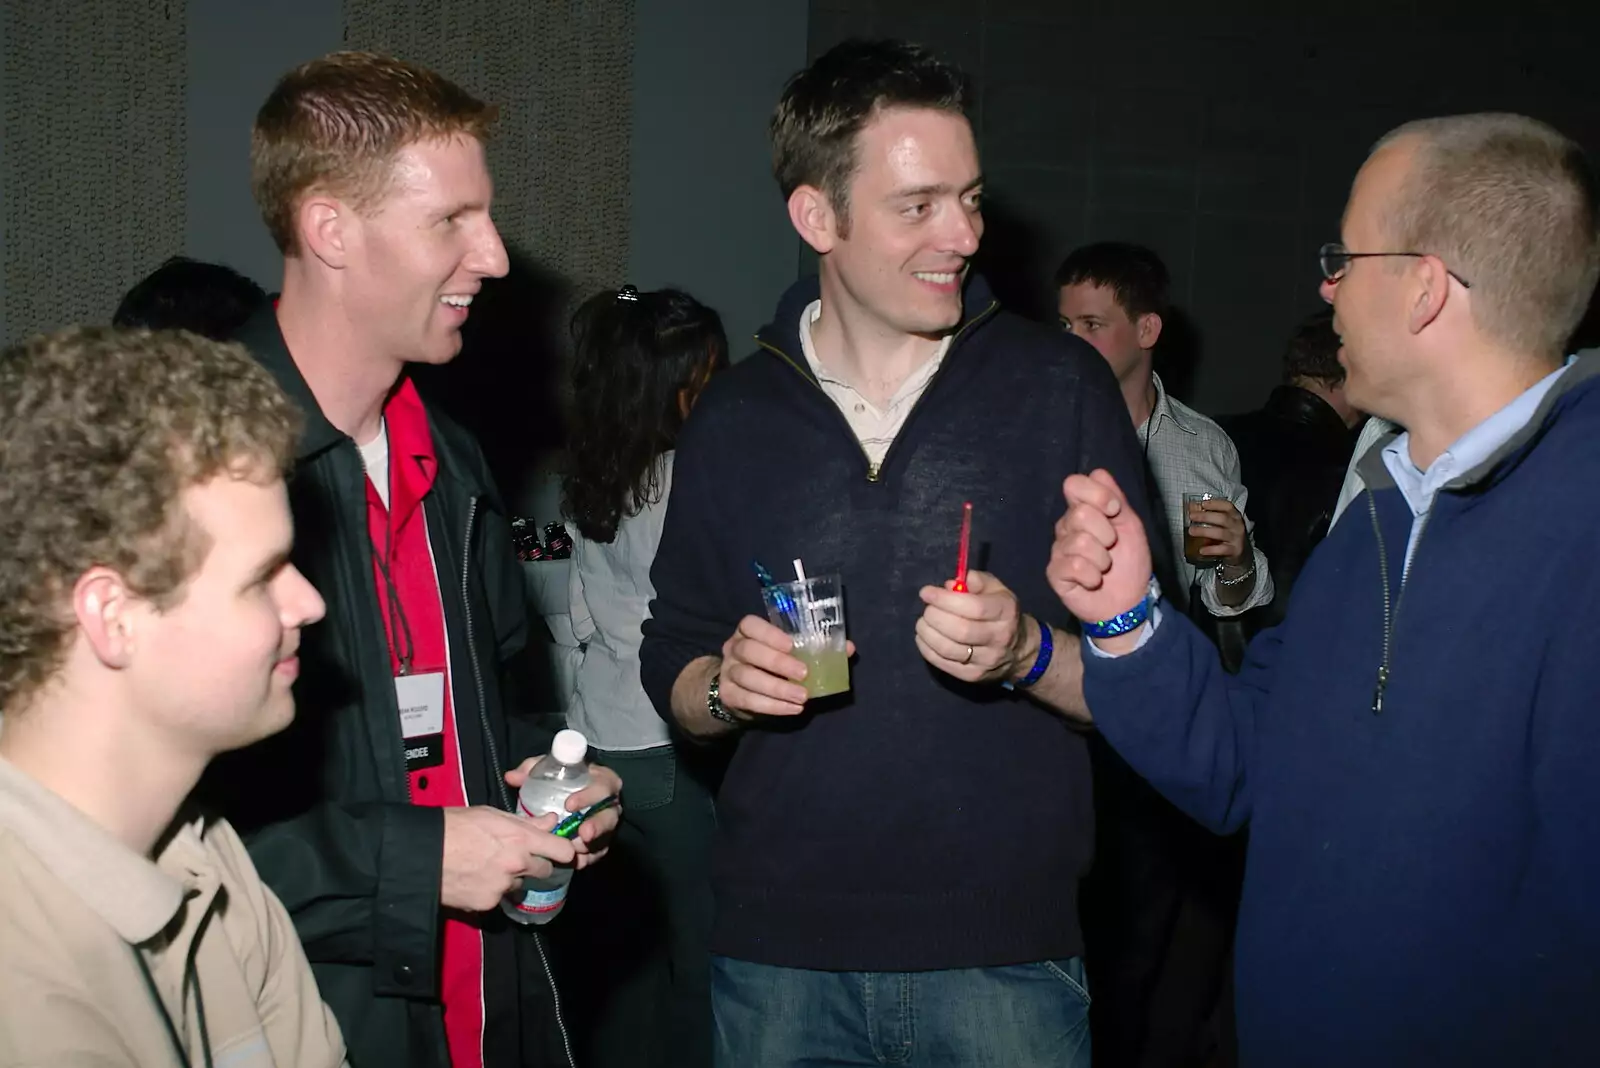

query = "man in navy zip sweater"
640;41;1160;1067
1052;114;1600;1065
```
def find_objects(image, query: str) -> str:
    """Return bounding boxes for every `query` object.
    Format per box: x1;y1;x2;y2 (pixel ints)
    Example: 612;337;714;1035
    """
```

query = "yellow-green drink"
793;641;850;698
761;573;850;700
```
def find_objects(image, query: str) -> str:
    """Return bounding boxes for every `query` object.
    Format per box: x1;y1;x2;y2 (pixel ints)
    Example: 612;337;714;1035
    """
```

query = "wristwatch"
707;672;742;726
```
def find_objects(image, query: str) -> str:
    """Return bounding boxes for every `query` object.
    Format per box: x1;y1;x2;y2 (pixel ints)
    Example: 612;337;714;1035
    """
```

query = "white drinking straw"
792;558;815;635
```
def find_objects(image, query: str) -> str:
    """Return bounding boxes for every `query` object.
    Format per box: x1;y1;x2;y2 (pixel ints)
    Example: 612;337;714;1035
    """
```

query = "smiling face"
805;106;984;339
126;473;325;757
341;135;510;367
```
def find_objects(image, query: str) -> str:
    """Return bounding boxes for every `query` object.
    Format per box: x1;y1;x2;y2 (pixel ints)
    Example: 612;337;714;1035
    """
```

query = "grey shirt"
566;454;675;751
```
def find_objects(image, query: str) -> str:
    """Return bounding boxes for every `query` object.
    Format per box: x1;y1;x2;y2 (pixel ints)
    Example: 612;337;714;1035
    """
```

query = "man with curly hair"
0;326;344;1066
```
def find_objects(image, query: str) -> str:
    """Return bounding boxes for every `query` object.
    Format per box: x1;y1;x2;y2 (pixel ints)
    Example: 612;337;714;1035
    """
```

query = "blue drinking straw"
752;560;798;623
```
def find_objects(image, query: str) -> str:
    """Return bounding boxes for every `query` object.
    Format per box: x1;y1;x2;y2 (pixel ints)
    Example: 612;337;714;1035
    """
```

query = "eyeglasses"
1318;242;1471;289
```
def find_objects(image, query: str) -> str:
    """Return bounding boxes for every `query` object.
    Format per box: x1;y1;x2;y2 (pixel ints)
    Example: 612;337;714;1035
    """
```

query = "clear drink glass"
1183;492;1220;567
761;574;850;698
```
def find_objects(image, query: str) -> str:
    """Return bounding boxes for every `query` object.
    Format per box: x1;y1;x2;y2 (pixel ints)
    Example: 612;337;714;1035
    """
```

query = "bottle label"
511;885;568;915
518;797;559;820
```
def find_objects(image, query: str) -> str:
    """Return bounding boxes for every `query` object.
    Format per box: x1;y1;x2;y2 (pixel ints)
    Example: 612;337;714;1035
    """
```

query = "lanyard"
371;509;417;676
133;947;214;1068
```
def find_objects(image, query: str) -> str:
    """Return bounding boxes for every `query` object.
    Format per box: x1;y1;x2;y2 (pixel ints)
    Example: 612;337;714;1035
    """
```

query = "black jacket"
641;273;1161;970
1218;385;1358;632
200;308;567;1068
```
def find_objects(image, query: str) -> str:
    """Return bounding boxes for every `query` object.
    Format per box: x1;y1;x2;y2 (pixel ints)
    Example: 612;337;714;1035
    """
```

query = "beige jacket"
0;757;347;1067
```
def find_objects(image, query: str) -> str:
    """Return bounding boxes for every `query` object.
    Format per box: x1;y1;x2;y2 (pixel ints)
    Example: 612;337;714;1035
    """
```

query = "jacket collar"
1355;349;1600;494
236;305;489;506
1265;384;1351;438
235;304;346;462
753;271;1001;380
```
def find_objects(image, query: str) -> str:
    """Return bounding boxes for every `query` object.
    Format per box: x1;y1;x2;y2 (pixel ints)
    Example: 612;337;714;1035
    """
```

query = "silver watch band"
707;671;741;726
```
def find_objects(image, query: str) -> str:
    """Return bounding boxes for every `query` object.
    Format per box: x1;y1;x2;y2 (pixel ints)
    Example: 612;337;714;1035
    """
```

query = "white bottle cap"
550;729;588;766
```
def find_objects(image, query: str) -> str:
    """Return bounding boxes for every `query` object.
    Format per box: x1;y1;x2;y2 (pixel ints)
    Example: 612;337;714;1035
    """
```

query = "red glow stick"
952;501;973;592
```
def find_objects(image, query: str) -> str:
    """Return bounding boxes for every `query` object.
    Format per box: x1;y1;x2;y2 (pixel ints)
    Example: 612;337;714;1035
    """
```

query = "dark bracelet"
1002;618;1053;691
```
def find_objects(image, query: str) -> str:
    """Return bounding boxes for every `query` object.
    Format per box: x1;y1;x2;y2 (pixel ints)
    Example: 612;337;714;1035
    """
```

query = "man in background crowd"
1222;309;1364;630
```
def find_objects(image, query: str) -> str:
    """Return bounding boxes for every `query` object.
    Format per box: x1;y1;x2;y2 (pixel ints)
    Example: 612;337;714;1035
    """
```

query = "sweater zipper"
459;497;576;1068
1365;490;1431;715
756;337;881;479
756;298;1000;483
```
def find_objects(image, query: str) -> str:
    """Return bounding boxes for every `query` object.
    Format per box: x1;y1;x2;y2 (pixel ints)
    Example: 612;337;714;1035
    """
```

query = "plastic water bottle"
501;729;590;925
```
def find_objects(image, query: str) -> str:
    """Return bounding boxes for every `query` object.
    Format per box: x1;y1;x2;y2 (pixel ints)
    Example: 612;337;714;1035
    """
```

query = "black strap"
372;520;417;676
363;422;417;675
133;948;194;1068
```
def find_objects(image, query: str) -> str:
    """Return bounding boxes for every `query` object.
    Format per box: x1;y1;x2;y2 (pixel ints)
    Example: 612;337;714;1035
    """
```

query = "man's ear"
72;567;139;670
1406;255;1451;336
297;194;353;270
1137;311;1165;351
788;184;840;256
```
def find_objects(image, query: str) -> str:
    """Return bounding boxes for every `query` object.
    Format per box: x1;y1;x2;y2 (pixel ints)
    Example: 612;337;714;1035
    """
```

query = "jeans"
712;955;1091;1068
548;743;720;1068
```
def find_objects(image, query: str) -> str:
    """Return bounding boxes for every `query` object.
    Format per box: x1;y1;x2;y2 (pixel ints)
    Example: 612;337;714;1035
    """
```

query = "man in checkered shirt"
1056;242;1273;619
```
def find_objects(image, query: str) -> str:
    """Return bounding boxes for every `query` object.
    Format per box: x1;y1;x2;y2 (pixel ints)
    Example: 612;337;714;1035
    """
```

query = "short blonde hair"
1375;113;1600;357
251;51;498;254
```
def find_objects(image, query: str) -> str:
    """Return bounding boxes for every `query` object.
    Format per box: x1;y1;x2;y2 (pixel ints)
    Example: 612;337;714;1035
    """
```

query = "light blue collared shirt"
1380;362;1569;571
1090;359;1571;660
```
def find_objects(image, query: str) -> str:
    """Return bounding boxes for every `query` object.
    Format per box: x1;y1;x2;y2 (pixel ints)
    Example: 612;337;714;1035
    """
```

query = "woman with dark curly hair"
554;284;726;1068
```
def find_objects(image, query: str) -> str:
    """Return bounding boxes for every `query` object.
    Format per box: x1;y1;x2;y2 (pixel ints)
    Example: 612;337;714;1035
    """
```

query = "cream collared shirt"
798;300;953;473
0;755;347;1067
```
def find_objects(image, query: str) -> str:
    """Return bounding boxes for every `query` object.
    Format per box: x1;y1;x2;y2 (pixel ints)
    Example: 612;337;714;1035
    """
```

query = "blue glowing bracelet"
1016;620;1053;688
1082;576;1161;639
1002;619;1053;692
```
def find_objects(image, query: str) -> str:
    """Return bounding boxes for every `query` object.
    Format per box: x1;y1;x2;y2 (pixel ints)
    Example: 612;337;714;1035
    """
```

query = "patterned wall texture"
344;0;636;298
810;1;1599;414
3;0;188;341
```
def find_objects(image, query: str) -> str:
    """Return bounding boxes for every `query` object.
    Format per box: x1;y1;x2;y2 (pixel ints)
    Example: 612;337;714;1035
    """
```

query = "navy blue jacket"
1085;355;1600;1065
640;274;1155;970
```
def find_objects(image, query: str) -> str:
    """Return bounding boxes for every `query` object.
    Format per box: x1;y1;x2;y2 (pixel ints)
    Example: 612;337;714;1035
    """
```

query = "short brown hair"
0;327;300;711
1283;309;1344;388
770;39;970;236
1374;113;1600;357
251;51;498;254
1055;242;1171;320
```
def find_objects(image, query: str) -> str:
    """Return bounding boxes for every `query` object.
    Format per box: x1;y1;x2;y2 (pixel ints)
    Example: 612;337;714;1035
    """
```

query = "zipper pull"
1372;665;1389;715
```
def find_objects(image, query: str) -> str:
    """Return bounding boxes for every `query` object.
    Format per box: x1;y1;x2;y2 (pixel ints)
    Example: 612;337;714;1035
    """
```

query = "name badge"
396;672;445;770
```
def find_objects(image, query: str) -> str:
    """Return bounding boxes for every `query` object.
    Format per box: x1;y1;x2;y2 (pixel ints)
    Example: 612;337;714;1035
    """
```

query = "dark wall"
631;0;808;357
810;2;1600;415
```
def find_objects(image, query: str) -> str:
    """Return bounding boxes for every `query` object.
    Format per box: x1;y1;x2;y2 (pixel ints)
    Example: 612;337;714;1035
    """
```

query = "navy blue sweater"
1085;357;1600;1065
640;274;1154;970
